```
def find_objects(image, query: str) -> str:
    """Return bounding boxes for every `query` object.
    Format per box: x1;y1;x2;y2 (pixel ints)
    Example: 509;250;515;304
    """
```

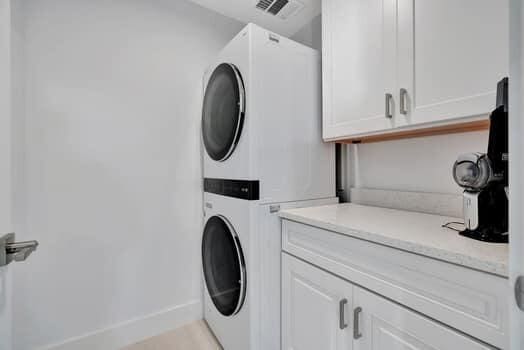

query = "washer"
202;193;251;350
202;192;337;350
201;23;335;203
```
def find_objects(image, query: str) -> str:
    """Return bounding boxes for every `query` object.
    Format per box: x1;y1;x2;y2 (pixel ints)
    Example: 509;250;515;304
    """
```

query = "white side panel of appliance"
202;27;253;181
509;0;524;348
254;197;338;350
250;27;335;203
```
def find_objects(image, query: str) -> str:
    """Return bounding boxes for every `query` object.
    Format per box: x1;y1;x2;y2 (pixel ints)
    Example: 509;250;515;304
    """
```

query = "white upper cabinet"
397;0;509;127
322;0;397;140
322;0;509;141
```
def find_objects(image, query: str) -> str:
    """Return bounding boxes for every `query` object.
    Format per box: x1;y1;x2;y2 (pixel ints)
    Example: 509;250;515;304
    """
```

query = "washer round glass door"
201;63;245;162
202;215;246;316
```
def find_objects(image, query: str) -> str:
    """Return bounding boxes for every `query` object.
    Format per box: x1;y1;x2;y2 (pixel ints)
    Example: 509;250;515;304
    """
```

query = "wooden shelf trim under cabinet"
336;119;490;144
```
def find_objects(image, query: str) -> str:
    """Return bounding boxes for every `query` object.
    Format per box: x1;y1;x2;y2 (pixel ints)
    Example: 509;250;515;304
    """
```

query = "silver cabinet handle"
516;275;524;311
353;307;362;339
339;299;348;329
400;88;408;115
385;93;393;119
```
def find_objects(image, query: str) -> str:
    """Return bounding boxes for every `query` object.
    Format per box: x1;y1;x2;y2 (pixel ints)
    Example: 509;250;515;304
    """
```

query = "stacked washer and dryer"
200;24;336;350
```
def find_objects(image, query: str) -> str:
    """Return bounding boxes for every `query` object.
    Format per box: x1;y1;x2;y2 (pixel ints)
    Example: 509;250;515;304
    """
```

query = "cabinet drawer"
282;219;508;348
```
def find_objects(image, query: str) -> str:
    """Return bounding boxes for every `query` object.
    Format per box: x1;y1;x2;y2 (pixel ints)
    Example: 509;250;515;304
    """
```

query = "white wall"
0;1;11;230
292;17;490;196
11;0;243;349
0;1;13;349
291;15;322;51
348;132;488;194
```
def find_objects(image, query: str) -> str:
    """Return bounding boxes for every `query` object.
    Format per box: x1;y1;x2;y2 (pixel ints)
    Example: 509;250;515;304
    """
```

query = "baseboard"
39;300;202;350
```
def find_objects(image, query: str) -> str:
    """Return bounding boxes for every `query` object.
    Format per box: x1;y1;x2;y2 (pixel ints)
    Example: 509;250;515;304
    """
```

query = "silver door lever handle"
0;233;39;266
6;240;39;262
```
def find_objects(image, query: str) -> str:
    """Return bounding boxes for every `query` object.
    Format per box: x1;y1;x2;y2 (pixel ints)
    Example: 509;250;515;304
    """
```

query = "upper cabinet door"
397;0;509;126
281;253;353;350
322;0;397;141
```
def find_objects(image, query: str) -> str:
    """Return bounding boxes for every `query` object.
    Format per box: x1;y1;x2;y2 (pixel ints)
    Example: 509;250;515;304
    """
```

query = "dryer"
202;192;337;350
201;23;335;204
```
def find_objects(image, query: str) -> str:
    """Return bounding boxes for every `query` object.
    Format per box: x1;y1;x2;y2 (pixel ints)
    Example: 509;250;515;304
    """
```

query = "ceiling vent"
255;0;305;20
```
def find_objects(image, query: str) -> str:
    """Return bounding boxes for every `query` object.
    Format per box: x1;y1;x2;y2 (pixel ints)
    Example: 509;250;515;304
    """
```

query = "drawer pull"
385;93;393;119
353;307;363;339
400;88;408;115
339;298;348;329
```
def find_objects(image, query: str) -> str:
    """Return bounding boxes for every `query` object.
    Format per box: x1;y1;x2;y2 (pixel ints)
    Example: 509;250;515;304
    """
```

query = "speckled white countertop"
279;203;508;277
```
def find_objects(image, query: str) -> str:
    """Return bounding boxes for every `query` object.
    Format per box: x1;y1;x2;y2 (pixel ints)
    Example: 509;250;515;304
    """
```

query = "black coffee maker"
452;77;509;243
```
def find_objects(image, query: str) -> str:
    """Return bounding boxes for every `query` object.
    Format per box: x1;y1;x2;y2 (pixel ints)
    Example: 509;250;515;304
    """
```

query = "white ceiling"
187;0;321;37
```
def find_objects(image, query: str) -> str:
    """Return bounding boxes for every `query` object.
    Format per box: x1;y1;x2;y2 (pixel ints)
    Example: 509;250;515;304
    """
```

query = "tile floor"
122;320;222;350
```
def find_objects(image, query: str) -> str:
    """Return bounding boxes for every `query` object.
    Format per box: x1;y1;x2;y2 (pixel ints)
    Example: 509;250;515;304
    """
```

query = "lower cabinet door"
353;286;494;350
282;253;353;350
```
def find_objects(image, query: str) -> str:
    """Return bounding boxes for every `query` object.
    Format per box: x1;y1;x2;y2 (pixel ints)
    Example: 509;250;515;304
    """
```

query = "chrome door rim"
202;214;247;316
202;63;246;162
218;64;245;162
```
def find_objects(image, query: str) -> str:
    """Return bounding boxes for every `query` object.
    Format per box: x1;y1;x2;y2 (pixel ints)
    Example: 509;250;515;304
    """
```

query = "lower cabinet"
282;253;494;350
281;252;352;350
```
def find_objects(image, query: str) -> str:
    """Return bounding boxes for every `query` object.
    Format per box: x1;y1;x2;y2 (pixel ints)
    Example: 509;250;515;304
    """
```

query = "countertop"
279;203;508;277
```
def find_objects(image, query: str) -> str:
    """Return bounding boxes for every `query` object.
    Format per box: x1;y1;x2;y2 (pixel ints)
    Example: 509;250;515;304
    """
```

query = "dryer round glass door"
201;63;245;162
202;215;246;316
